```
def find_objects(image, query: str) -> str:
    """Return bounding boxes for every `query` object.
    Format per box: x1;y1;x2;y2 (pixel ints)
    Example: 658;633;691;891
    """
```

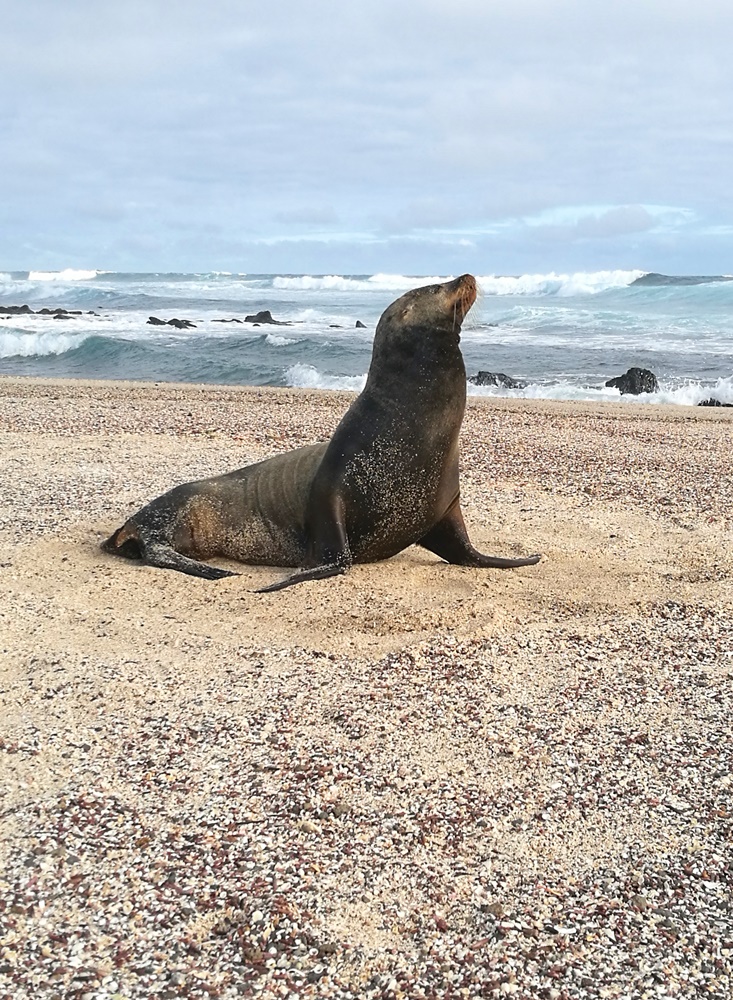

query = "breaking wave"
273;274;450;293
285;363;367;392
469;374;733;406
27;269;105;282
475;270;645;296
264;333;298;346
0;329;91;358
272;270;645;296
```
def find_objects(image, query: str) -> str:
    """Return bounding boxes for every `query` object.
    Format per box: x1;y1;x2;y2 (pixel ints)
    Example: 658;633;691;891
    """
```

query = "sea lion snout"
444;273;477;321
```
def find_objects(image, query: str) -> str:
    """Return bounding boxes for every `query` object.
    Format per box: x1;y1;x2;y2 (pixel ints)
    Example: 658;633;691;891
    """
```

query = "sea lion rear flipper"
140;542;237;580
419;503;541;569
102;517;236;580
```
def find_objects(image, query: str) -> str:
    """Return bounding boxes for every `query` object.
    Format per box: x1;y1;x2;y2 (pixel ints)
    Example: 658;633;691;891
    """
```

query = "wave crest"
468;374;733;406
265;333;297;346
272;270;643;296
27;269;104;282
0;329;90;358
285;363;366;391
475;270;645;297
273;274;449;293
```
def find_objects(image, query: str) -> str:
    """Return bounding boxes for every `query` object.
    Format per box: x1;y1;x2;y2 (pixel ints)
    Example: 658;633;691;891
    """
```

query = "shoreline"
3;371;733;418
1;375;732;996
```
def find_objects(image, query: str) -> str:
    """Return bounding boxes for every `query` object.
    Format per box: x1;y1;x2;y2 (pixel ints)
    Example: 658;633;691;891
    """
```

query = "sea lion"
102;274;540;590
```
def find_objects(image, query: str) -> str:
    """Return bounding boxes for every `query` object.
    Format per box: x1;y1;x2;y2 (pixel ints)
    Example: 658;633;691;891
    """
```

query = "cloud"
1;1;732;271
273;207;340;226
525;205;655;242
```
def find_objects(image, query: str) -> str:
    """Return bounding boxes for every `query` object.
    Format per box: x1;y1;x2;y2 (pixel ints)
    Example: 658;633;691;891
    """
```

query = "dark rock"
698;398;733;407
1;305;90;318
244;310;290;326
212;318;242;323
35;307;81;316
329;324;342;329
355;320;367;328
53;312;78;319
147;315;196;329
0;304;33;315
469;371;526;389
605;367;659;394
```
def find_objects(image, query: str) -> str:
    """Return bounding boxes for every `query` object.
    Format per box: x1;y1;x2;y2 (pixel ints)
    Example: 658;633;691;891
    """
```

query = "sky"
2;0;732;275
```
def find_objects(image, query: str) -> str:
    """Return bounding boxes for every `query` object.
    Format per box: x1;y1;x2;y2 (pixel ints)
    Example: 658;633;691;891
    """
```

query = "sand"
1;376;732;998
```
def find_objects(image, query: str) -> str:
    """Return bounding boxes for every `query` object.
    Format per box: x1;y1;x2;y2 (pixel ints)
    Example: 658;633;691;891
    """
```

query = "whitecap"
27;268;103;281
0;329;90;358
467;374;733;407
273;273;450;293
272;270;642;297
635;375;733;406
265;333;297;346
467;380;621;403
475;269;644;297
285;363;366;391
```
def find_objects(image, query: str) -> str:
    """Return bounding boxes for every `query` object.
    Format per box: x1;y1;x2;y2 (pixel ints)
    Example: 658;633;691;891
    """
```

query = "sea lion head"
375;274;477;345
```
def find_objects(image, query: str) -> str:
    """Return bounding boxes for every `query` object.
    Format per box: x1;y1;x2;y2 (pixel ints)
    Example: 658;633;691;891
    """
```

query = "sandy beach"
1;376;732;999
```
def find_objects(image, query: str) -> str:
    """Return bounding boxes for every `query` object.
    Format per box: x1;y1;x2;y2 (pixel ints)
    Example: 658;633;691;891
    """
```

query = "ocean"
1;268;732;406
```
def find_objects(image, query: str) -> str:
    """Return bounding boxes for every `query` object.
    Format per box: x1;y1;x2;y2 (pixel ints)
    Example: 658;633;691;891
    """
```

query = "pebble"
1;379;732;998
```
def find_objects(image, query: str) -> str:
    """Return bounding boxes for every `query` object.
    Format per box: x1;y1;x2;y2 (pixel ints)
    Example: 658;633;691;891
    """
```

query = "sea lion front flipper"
418;502;541;569
257;485;353;591
255;561;347;593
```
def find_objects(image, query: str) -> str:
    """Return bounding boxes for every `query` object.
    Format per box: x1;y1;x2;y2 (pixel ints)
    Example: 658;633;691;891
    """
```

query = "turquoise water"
1;268;732;405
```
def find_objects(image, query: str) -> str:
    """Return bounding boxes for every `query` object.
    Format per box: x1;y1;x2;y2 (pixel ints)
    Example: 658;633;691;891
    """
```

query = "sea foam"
271;270;644;297
265;333;297;346
285;363;367;392
475;270;644;297
0;329;90;358
467;374;733;406
273;274;449;293
27;269;103;282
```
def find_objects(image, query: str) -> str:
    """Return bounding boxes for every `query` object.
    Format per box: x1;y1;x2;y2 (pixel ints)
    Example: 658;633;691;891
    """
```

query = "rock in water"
605;367;659;395
469;371;526;389
244;310;290;325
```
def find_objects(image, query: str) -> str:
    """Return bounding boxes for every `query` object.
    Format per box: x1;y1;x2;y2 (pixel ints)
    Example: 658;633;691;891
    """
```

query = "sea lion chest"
306;368;464;563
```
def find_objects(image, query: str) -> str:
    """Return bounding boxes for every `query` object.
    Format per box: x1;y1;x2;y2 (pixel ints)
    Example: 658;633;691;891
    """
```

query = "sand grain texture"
1;378;732;998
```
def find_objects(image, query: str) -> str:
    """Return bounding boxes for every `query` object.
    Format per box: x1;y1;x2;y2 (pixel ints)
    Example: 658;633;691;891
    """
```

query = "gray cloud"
528;206;657;243
1;0;732;272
